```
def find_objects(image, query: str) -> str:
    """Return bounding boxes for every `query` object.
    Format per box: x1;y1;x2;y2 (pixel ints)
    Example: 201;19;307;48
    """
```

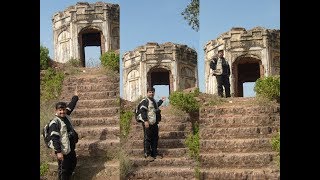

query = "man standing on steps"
210;49;231;98
48;89;79;180
138;87;165;161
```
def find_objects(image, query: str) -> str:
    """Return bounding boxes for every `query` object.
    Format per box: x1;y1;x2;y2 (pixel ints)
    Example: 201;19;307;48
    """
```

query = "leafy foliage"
169;90;199;113
100;51;120;72
40;162;49;176
40;67;65;102
40;45;50;70
271;132;280;167
181;0;199;32
120;110;133;139
254;75;280;102
185;121;199;161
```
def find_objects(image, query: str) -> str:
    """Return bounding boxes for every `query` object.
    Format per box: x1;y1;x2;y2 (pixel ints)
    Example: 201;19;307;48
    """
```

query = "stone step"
130;122;192;132
65;75;119;84
128;148;188;158
199;126;279;139
200;167;280;180
77;126;120;140
126;167;196;180
72;116;119;127
199;115;280;127
76;139;120;157
128;131;188;140
74;159;120;180
129;157;197;168
47;159;120;180
200;138;274;153
200;152;277;168
128;139;186;149
74;99;119;109
200;105;280;117
72;107;120;118
72;91;119;100
61;83;119;93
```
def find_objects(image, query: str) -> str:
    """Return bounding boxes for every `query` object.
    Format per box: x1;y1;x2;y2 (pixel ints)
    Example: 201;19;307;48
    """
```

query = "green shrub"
271;132;280;167
66;58;81;67
254;76;280;102
40;67;65;102
100;51;120;72
169;91;199;113
185;122;199;161
40;45;50;70
120;110;133;139
40;162;49;176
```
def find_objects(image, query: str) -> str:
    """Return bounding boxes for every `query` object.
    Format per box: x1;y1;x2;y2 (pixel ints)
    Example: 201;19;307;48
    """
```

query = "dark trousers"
216;75;231;97
58;150;77;180
143;123;159;157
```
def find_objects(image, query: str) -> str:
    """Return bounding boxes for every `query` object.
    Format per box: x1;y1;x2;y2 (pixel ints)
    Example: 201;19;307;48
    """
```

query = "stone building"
122;42;198;102
204;27;280;97
52;2;119;66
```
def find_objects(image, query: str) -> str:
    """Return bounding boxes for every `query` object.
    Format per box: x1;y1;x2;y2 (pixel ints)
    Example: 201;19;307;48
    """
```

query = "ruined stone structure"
204;27;280;97
122;42;198;101
52;2;119;66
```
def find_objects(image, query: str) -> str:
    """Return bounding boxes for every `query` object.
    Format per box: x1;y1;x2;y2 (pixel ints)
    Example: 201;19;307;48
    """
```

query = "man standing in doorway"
210;49;231;97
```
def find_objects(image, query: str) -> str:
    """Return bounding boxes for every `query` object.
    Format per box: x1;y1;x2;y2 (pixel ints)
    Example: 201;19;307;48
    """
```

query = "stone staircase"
58;67;121;180
199;97;280;180
124;105;198;180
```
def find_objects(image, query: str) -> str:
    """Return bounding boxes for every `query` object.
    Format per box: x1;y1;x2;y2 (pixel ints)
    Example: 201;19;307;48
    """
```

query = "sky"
40;0;280;100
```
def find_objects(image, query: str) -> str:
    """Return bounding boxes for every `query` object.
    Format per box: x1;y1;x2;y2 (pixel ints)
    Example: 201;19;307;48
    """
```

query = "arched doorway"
78;27;105;67
147;67;173;96
232;56;264;97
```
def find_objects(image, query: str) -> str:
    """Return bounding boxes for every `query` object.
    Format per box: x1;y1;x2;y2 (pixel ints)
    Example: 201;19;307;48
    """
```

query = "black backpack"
42;118;60;148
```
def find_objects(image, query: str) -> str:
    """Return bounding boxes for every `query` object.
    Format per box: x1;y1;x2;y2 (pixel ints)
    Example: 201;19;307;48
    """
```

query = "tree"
181;0;199;32
40;45;50;70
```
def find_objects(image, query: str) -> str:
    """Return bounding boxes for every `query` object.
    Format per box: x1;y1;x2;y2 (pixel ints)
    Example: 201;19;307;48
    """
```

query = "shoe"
146;156;155;162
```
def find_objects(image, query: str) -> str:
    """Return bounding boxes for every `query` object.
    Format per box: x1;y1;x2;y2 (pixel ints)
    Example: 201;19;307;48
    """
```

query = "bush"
40;67;65;102
254;75;280;102
169;91;199;113
271;132;280;167
185;122;199;161
120;110;133;139
40;45;50;70
100;51;120;72
40;162;49;176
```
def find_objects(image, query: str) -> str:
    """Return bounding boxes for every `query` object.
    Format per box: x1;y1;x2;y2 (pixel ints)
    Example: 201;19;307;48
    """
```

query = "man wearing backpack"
47;93;79;180
137;87;165;161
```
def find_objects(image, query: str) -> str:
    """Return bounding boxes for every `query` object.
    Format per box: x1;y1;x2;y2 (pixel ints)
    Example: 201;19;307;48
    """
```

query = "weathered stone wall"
52;2;119;63
122;42;198;101
204;27;280;96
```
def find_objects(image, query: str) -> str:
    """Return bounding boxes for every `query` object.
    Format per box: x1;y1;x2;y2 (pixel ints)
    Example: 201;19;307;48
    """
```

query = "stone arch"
78;26;104;67
147;66;173;95
232;54;263;97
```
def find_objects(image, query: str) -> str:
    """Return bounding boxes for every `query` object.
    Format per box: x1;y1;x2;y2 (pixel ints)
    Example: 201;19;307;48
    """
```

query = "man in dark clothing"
210;49;231;97
48;94;79;180
138;87;165;161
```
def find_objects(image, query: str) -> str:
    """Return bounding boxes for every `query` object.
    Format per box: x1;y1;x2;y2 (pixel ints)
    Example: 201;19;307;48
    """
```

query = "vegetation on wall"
254;75;280;102
169;89;200;113
120;110;133;139
271;131;280;167
40;45;50;70
40;67;65;102
100;50;120;72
